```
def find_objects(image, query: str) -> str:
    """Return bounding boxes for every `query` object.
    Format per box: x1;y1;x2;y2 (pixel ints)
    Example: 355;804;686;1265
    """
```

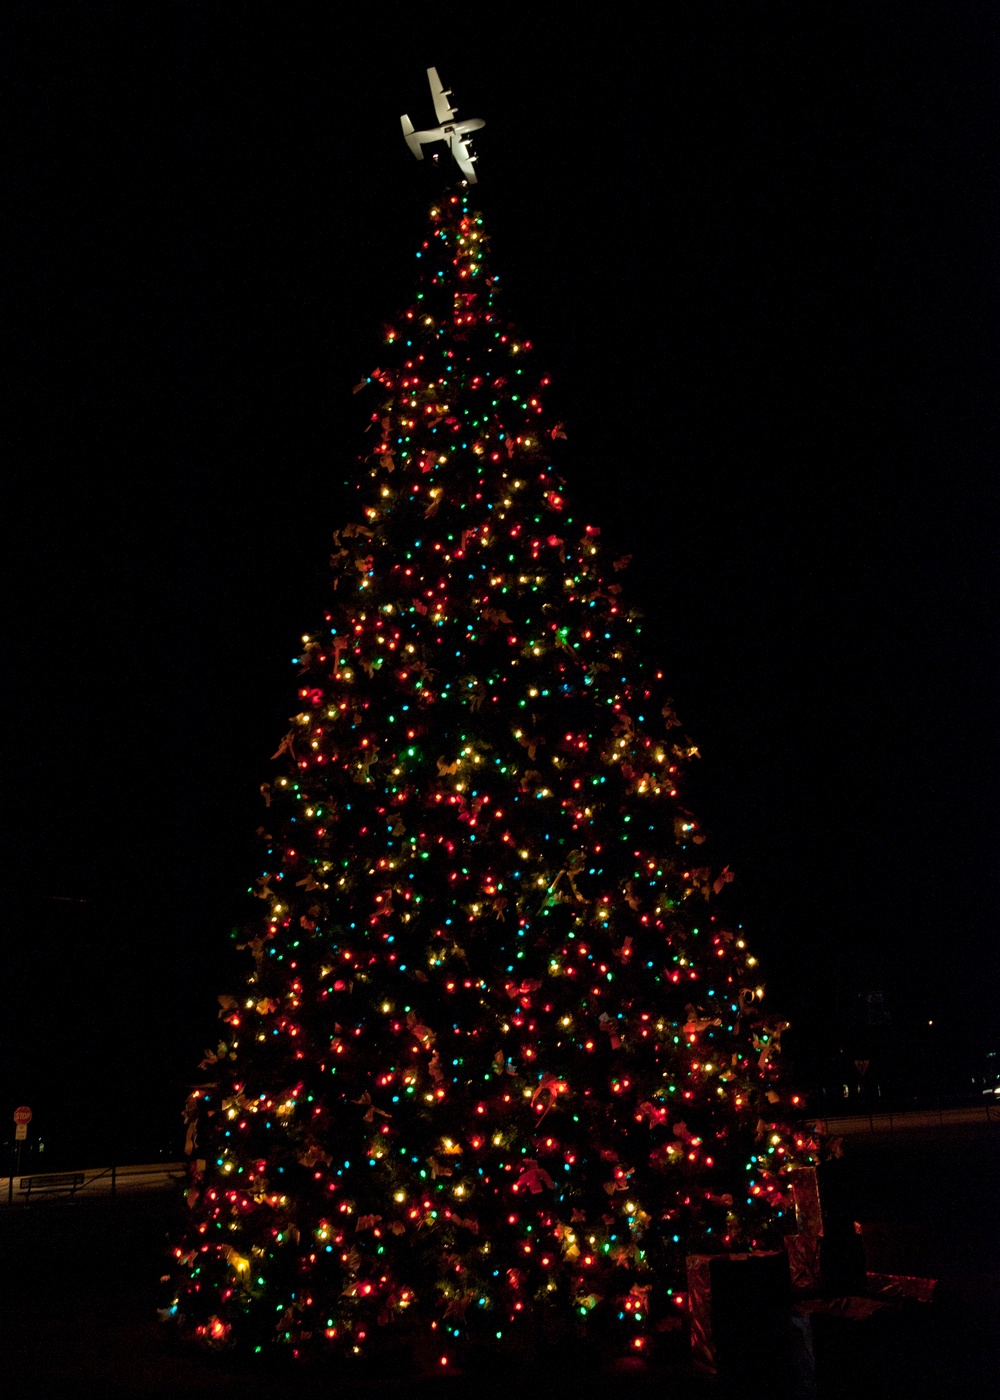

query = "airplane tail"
400;114;424;160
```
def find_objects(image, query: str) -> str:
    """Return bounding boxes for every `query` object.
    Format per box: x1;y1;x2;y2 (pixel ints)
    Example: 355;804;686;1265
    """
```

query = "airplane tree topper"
401;67;484;183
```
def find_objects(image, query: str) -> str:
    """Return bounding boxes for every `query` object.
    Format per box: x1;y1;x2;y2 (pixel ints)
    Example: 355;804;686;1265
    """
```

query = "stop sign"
13;1106;31;1126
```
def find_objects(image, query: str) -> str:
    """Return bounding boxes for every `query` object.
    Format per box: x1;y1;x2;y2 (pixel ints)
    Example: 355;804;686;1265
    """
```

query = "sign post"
12;1107;32;1200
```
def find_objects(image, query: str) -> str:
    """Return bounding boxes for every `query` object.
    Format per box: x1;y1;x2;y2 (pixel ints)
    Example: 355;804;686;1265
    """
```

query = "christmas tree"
166;190;812;1366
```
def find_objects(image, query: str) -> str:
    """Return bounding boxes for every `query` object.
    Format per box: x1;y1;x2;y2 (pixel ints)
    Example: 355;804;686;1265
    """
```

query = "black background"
3;5;996;1163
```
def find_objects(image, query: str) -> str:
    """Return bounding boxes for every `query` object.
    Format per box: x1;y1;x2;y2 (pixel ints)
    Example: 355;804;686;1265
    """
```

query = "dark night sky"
3;6;996;1157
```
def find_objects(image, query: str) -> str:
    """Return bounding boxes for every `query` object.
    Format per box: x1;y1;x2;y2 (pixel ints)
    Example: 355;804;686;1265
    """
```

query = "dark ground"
1;1123;996;1399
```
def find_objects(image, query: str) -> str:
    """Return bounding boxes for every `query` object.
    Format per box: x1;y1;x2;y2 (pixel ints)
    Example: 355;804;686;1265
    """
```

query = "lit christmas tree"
166;190;813;1366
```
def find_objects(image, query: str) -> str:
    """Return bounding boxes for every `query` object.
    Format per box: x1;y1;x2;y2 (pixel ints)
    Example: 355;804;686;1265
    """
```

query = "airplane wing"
447;130;478;184
400;113;424;159
427;66;457;123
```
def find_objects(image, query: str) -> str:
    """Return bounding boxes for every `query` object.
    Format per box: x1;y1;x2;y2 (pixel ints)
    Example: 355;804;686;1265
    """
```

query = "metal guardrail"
808;1102;999;1136
2;1161;185;1206
4;1103;998;1205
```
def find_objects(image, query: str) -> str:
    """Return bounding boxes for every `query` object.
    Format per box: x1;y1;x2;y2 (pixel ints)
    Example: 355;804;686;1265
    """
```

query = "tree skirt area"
0;1189;711;1400
1;1122;996;1398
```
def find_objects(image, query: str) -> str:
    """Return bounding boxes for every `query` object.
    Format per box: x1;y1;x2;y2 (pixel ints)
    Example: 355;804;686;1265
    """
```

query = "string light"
165;191;813;1364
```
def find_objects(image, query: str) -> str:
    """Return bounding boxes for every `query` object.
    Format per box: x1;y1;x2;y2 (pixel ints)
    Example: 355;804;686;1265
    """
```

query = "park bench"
19;1172;85;1202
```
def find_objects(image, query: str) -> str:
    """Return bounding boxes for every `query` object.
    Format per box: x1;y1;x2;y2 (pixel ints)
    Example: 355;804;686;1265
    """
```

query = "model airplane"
400;67;485;183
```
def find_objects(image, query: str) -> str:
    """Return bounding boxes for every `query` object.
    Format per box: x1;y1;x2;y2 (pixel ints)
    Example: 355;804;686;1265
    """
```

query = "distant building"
866;989;891;1026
